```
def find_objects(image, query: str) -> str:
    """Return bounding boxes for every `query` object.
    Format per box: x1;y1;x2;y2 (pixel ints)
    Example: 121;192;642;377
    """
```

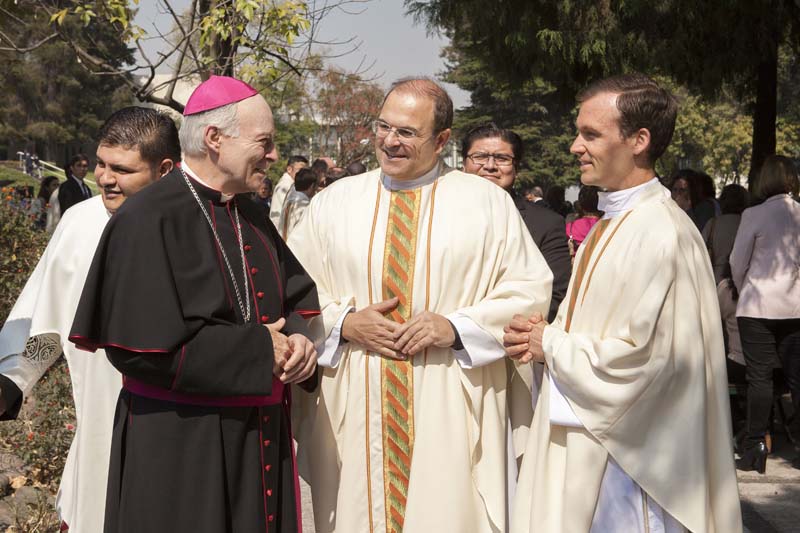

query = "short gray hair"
179;102;241;157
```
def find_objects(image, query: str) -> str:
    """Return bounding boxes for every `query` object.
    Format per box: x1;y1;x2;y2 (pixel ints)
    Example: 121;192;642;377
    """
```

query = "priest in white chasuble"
505;74;742;533
288;78;553;533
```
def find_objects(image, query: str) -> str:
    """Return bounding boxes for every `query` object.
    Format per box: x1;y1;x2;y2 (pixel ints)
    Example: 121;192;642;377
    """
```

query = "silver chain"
180;168;251;323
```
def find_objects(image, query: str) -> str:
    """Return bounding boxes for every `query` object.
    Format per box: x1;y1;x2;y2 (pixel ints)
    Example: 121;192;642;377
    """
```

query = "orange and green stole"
380;189;421;532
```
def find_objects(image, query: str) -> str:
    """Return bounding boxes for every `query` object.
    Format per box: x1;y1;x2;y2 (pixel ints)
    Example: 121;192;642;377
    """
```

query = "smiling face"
375;91;450;181
217;95;278;193
570;92;640;191
95;144;168;214
463;136;517;190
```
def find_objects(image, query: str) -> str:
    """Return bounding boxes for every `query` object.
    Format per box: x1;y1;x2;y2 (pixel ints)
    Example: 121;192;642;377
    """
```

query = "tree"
439;34;578;189
0;4;133;161
309;67;383;165
1;0;370;112
406;0;800;180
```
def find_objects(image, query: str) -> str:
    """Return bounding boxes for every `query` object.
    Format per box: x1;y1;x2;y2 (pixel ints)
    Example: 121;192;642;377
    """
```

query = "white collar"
181;161;235;203
381;161;441;191
598;177;662;219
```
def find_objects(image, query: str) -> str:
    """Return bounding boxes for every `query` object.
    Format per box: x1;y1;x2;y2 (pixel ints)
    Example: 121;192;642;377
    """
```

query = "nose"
483;156;498;170
570;135;583;156
265;145;278;164
95;164;112;186
383;129;402;148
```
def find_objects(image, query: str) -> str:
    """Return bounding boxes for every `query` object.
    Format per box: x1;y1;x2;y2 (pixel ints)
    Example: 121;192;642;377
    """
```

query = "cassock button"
263;439;271;447
265;464;272;472
244;244;252;252
263;415;270;423
257;291;265;299
250;267;259;275
268;515;274;522
267;489;273;497
261;315;269;324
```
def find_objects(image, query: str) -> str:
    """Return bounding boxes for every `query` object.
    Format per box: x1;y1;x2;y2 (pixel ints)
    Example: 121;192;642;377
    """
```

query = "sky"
134;0;470;108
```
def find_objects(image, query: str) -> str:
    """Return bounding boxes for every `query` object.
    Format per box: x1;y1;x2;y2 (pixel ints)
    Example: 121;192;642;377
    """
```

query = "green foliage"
0;360;75;492
0;192;49;323
407;0;800;179
35;0;316;109
0;2;133;161
0;183;70;527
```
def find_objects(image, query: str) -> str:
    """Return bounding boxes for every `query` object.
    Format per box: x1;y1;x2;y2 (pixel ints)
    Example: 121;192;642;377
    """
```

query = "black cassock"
69;169;320;533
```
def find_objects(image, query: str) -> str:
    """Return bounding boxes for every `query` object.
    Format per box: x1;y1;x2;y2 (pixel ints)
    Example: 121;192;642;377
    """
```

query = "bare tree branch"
0;31;58;53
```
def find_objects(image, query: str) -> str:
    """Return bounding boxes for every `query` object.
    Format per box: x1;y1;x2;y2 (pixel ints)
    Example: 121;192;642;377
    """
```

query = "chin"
380;157;408;177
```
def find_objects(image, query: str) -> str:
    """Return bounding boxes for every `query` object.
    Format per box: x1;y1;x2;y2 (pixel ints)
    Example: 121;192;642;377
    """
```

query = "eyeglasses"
372;119;424;142
466;152;515;167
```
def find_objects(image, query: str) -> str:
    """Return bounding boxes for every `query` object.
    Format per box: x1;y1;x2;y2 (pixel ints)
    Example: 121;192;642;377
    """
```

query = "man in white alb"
504;73;742;533
289;77;552;533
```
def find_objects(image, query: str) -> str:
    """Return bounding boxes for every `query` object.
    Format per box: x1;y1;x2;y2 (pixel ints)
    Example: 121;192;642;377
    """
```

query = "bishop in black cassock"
69;77;320;533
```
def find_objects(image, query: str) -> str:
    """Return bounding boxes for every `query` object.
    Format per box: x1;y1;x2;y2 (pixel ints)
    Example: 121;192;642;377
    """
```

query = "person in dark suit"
58;153;92;214
462;123;571;321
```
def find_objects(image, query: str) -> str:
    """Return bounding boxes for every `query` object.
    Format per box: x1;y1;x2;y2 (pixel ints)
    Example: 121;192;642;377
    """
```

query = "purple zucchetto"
183;75;259;116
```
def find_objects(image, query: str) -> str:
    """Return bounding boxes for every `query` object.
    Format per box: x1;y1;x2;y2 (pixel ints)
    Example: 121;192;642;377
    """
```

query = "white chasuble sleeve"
287;193;356;369
446;312;505;368
453;192;553;354
541;235;677;433
0;210;77;396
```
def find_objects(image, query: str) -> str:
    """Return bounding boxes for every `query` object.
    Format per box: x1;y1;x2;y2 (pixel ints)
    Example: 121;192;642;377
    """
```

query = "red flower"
65;423;75;431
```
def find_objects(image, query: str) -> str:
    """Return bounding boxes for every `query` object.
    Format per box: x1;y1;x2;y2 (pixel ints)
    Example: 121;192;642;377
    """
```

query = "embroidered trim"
380;189;421;532
580;211;633;307
22;335;61;368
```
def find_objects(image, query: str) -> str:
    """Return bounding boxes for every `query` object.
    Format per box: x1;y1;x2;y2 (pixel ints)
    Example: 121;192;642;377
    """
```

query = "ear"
631;128;651;157
204;125;223;154
158;159;174;177
433;128;452;154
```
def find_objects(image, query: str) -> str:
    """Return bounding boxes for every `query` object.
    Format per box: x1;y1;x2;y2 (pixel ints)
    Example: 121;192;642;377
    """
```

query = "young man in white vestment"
504;73;742;533
288;78;553;533
270;154;309;227
0;107;180;532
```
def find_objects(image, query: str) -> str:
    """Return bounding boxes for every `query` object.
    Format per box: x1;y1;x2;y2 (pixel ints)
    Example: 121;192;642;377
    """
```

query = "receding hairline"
382;76;453;132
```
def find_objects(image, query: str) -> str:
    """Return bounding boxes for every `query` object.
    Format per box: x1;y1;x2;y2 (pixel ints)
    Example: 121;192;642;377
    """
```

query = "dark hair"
64;153;89;179
294;168;316;192
98;107;181;166
670;168;700;208
695;171;716;199
577;185;602;216
577;73;678;165
311;159;329;177
384;77;453;133
37;176;59;200
287;155;308;166
326;167;347;182
719;184;749;215
460;122;524;168
753;154;799;201
346;161;367;176
261;177;273;191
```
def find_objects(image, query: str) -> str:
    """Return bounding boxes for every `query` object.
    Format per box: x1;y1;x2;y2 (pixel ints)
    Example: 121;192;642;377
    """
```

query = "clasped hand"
341;298;455;359
265;318;317;384
503;312;547;364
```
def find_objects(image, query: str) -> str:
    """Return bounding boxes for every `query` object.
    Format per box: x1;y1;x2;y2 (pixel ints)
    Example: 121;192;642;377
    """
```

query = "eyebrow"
98;158;136;173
